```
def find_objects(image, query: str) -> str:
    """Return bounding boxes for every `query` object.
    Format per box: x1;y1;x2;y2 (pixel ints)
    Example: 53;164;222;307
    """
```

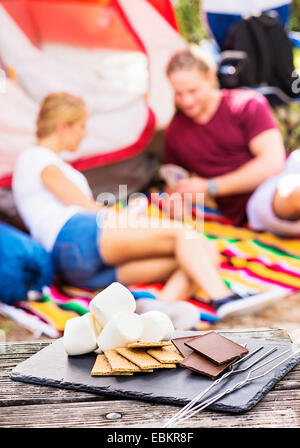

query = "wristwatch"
207;178;218;197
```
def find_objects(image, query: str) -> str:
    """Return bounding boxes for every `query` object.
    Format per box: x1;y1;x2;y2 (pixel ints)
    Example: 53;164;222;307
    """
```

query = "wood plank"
215;327;292;342
0;379;109;406
0;392;299;428
0;340;50;356
0;339;109;406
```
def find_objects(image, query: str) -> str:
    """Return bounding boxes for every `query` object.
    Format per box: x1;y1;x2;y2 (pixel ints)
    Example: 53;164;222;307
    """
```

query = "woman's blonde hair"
36;92;87;139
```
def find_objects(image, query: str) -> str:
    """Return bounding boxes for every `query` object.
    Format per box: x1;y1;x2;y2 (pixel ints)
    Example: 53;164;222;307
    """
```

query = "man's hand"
160;184;186;220
176;176;208;202
162;177;208;219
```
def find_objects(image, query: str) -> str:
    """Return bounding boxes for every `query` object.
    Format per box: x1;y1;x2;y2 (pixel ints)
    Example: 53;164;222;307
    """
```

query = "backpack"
217;11;299;98
0;222;54;304
217;50;256;90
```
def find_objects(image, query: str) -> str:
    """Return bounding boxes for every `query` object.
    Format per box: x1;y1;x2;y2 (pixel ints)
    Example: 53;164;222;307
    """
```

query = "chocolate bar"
180;351;236;379
171;336;198;357
184;331;248;365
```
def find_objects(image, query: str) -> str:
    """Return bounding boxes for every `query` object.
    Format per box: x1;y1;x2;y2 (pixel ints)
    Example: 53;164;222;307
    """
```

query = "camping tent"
0;0;186;191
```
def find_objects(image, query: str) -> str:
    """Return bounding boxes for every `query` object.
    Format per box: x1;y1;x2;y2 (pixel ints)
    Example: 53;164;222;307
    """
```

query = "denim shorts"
52;212;118;289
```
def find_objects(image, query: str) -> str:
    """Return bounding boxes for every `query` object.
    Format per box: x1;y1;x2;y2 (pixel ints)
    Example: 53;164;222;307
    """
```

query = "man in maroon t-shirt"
163;46;300;232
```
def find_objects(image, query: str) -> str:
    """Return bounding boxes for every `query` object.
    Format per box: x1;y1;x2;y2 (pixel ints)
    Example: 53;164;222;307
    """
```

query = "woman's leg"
118;257;197;302
117;257;178;285
99;210;230;300
158;268;198;302
99;211;177;263
132;267;201;330
174;228;229;299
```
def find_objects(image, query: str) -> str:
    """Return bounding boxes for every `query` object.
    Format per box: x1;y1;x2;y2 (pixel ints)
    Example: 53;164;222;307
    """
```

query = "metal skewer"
163;344;267;428
169;348;300;427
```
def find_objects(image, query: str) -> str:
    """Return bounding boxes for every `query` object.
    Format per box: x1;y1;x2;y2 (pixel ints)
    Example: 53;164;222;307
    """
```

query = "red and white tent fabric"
0;0;186;188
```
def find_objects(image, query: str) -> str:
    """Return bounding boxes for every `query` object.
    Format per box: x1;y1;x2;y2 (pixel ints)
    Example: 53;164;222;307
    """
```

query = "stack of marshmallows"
63;282;174;356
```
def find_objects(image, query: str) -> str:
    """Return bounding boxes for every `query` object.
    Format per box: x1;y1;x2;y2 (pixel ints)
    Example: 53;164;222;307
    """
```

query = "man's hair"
166;44;217;77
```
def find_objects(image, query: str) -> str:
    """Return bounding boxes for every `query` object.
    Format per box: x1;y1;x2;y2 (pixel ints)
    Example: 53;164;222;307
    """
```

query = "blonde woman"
13;92;257;327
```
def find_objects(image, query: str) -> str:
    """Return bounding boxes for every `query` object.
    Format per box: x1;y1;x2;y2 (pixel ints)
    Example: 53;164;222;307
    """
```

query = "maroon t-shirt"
164;89;278;225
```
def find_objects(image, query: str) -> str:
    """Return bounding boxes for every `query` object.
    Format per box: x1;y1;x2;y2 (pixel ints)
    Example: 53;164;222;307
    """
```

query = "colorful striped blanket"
5;202;300;337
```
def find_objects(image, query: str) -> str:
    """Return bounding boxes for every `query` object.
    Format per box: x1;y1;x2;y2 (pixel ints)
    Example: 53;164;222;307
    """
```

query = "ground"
1;291;300;343
213;291;300;342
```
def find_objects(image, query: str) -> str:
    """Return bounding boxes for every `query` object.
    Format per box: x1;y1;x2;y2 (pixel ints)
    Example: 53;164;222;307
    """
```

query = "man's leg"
247;166;300;236
272;174;300;221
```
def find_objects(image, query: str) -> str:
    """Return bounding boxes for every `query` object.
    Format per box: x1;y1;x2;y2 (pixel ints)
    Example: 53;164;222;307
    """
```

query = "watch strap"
207;178;218;197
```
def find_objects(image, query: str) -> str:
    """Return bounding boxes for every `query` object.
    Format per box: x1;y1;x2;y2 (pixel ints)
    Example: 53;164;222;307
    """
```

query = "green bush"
174;0;206;43
175;0;300;39
291;0;300;31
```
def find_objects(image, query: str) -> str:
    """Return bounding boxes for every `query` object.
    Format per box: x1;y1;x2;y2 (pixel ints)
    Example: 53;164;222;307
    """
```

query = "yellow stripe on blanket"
204;223;300;258
256;233;300;258
219;269;267;292
235;240;300;268
234;240;265;258
28;301;78;332
203;222;257;239
230;258;300;289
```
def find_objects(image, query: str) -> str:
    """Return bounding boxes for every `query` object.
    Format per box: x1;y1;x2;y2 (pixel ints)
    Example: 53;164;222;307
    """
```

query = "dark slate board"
10;331;300;413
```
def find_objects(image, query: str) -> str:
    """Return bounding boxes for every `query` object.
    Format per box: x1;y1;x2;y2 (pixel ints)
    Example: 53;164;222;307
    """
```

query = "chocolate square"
180;351;236;379
171;336;197;357
184;331;248;365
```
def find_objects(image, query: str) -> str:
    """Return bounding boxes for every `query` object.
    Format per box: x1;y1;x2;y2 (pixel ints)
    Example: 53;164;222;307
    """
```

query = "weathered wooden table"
0;328;299;428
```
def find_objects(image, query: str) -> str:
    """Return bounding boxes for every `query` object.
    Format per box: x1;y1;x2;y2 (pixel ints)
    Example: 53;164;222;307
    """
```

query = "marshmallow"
139;311;174;342
97;311;143;351
89;282;136;327
63;312;98;356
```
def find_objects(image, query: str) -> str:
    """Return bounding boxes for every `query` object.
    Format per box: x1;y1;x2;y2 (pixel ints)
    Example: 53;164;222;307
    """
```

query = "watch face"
208;180;217;196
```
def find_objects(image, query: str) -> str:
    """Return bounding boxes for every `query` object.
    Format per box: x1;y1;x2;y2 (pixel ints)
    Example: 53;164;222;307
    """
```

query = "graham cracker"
128;341;172;349
153;363;177;369
91;354;133;376
116;347;162;370
147;346;184;364
104;350;143;372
